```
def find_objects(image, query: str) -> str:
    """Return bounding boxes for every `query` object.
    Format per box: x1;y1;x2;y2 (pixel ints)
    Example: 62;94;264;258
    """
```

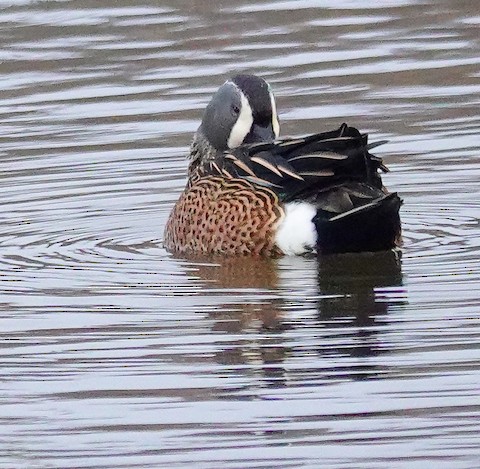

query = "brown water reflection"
181;251;406;391
1;0;480;468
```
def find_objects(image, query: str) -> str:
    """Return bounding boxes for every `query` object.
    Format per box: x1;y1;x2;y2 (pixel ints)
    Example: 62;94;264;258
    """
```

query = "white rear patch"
275;202;317;255
227;90;253;148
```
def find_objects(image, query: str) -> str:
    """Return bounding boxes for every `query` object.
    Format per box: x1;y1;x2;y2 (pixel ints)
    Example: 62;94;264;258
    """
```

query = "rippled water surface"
1;1;479;468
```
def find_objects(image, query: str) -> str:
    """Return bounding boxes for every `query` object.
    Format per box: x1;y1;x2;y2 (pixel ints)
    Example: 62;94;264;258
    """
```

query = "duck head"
199;74;280;151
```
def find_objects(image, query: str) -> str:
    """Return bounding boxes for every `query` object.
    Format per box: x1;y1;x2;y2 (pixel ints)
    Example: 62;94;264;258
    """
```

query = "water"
1;1;479;468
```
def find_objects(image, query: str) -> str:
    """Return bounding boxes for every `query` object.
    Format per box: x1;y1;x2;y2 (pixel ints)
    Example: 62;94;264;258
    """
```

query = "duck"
164;74;402;256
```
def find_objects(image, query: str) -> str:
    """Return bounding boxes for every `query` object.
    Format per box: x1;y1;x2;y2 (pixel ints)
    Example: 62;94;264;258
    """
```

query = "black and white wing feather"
207;123;389;200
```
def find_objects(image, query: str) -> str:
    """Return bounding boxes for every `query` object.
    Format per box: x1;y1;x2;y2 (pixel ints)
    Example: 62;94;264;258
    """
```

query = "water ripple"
1;1;479;468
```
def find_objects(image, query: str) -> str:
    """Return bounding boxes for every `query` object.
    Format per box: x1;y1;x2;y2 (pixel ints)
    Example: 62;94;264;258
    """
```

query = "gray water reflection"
1;0;480;468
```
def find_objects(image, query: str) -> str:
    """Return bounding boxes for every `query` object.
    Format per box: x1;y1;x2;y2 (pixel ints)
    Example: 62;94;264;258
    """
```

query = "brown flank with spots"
164;177;284;256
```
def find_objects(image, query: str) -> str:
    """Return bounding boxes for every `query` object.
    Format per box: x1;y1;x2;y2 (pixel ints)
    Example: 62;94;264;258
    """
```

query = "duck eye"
232;105;240;115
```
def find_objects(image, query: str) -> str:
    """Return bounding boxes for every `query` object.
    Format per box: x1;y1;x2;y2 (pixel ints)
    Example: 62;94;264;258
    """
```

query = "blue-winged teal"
164;74;402;256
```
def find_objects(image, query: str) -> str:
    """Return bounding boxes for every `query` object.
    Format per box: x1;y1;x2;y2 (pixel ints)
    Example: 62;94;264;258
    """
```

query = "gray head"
199;74;280;152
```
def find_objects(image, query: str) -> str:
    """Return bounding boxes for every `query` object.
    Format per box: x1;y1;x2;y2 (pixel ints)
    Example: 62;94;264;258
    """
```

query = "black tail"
314;192;402;254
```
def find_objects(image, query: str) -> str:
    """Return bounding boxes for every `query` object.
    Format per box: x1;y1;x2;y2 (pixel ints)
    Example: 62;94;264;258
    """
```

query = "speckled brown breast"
164;177;284;256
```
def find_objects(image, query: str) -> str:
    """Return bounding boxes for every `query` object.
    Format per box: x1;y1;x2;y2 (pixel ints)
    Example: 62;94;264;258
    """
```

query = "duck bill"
244;123;276;144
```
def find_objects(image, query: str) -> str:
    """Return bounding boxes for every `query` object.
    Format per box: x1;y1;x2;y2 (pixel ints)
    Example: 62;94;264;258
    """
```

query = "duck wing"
211;123;389;201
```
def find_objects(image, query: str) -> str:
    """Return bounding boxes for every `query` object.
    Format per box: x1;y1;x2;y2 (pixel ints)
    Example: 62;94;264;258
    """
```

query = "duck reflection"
315;250;404;378
184;249;404;386
317;250;403;321
183;255;290;388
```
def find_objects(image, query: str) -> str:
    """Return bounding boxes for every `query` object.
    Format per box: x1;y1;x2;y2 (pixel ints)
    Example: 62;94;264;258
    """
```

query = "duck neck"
188;128;219;178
